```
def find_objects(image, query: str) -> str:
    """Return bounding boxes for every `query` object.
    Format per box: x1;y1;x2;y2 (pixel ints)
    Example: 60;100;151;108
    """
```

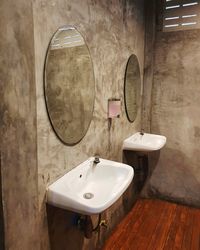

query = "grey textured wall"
146;29;200;207
142;0;156;133
33;0;145;249
0;155;4;249
1;0;146;248
0;0;39;249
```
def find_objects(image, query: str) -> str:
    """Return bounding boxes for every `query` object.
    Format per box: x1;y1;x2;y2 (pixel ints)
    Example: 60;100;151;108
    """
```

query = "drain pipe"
77;214;108;238
92;213;102;232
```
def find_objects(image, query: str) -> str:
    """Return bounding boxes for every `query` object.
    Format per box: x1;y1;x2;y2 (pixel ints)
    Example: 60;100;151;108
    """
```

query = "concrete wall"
0;0;39;249
2;0;200;249
0;153;5;249
33;0;145;249
145;13;200;207
142;0;156;132
0;0;146;248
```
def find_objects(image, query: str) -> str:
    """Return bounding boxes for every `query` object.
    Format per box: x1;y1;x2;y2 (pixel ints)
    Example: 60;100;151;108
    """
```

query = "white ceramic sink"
47;157;134;215
123;132;167;152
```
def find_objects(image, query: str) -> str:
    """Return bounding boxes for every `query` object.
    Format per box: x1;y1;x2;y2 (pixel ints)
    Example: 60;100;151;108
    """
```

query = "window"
163;0;200;31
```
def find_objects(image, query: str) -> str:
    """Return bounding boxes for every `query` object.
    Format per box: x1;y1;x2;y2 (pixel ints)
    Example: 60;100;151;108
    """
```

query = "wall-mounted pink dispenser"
108;98;121;118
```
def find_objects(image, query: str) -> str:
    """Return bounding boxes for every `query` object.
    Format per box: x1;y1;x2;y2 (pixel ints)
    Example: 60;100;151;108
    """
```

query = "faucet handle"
94;156;100;164
140;129;144;136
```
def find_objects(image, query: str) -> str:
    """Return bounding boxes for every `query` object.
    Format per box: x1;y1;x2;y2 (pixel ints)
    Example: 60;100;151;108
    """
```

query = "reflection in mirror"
124;54;141;123
44;26;95;145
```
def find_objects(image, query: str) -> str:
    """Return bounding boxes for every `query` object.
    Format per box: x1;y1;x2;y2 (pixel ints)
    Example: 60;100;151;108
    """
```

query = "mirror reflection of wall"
44;26;95;145
124;54;141;123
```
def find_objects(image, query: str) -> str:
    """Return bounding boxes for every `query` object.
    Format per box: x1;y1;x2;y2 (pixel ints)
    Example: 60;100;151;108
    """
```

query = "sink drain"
83;193;94;199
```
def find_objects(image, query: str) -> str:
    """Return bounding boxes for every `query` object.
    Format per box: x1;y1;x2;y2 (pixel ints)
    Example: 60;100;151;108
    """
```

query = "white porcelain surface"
123;132;167;152
47;158;134;215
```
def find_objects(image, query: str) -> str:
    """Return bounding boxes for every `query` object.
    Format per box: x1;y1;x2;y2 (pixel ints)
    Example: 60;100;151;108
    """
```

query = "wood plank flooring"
103;199;200;250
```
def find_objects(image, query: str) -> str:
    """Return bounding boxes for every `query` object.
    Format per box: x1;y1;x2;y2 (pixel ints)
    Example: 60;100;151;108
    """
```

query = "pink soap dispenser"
108;98;121;118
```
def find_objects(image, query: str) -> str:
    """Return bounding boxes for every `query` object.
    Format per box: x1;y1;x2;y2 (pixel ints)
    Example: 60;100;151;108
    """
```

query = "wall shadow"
0;153;5;250
46;204;84;250
140;150;160;197
122;150;149;213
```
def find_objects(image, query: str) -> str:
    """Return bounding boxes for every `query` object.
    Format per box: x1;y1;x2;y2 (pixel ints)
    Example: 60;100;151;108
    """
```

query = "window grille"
163;0;200;31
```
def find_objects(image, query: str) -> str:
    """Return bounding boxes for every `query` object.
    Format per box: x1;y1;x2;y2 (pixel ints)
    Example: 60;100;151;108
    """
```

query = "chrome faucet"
93;156;100;165
140;129;144;136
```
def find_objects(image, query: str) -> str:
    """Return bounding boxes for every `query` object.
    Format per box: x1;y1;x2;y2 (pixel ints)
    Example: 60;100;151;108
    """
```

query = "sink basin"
123;132;167;152
47;157;134;215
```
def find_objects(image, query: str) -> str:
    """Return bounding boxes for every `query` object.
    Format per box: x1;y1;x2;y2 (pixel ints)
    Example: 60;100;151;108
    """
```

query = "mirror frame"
124;54;141;123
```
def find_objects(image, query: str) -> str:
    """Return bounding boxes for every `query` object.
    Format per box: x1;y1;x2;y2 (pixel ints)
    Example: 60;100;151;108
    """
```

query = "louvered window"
163;0;200;31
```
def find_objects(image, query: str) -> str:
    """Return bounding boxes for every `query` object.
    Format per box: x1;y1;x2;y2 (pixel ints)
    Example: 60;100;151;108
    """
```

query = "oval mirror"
44;26;95;145
124;54;141;123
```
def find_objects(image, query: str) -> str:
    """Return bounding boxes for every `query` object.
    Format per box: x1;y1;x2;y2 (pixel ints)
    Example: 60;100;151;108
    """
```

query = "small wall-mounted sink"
47;158;134;215
123;132;167;152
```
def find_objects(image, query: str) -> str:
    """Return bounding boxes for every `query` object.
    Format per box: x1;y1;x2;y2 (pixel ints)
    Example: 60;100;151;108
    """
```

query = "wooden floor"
103;199;200;250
